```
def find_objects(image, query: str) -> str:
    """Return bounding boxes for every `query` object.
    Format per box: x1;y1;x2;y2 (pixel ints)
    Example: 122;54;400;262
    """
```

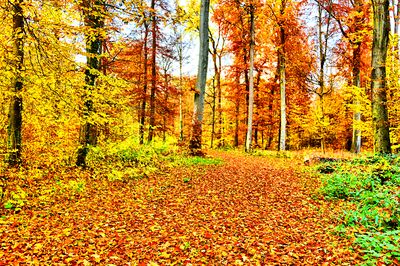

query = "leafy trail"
0;151;361;265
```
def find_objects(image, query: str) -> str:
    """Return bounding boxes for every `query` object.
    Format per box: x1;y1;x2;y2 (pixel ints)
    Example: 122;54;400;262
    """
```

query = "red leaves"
0;151;362;264
204;232;213;239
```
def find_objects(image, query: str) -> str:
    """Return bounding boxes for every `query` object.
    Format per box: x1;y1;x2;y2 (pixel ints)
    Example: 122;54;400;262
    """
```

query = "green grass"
165;155;223;167
85;137;223;180
316;154;400;265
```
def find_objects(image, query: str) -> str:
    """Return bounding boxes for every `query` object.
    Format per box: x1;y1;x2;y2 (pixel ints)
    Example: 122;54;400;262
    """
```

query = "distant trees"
1;0;399;168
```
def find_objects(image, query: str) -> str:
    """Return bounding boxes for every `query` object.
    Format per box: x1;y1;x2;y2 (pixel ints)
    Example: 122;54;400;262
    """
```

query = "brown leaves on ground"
0;151;361;265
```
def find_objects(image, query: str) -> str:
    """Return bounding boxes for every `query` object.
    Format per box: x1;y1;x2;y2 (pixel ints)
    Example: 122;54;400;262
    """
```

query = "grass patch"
250;149;293;159
165;155;223;167
317;154;400;265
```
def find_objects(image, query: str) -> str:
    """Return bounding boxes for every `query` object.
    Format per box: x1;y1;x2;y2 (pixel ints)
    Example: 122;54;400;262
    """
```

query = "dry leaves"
0;151;361;265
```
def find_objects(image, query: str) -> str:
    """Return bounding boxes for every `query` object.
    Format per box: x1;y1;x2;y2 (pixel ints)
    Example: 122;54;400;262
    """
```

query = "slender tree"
76;0;104;166
371;0;391;153
245;4;255;152
278;1;287;151
318;0;369;153
140;15;149;145
7;0;25;166
189;0;210;153
148;0;157;142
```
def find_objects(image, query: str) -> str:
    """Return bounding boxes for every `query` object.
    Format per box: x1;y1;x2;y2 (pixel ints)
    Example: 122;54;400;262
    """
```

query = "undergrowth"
86;137;223;181
316;155;400;265
1;138;223;213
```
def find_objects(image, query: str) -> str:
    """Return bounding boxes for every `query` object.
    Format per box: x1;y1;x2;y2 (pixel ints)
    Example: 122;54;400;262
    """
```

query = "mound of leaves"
318;154;400;265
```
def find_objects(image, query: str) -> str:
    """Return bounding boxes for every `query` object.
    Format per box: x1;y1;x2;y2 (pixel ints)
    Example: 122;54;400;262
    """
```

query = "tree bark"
140;22;149;145
163;70;169;142
76;0;103;167
148;0;157;142
234;74;240;147
278;17;287;151
371;0;391;154
189;0;210;153
351;44;362;153
7;0;24;166
178;35;184;141
245;5;255;153
217;51;223;147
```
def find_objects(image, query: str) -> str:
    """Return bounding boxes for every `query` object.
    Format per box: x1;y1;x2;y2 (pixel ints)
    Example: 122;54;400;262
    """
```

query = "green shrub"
355;230;400;265
317;154;400;264
319;173;362;199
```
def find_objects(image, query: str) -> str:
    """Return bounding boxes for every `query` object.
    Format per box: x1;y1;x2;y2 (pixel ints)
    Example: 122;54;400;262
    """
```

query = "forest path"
0;151;360;265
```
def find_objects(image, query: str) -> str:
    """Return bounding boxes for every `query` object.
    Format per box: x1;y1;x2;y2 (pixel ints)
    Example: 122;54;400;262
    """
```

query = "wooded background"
1;0;399;166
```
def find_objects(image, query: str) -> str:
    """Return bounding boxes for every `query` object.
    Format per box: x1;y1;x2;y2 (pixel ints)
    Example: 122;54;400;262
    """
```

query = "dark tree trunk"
76;0;103;167
148;0;157;142
7;0;24;166
234;74;240;147
140;23;149;145
371;0;391;154
211;77;216;148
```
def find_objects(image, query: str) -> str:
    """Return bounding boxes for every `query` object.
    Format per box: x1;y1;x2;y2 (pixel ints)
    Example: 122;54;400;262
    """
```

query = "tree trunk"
189;0;210;153
163;70;168;142
210;77;216;148
140;23;149;145
278;24;287;151
7;0;24;166
245;5;255;153
234;74;240;147
178;35;184;141
371;0;391;154
76;0;103;167
148;0;157;142
210;41;218;148
351;44;362;153
217;52;223;147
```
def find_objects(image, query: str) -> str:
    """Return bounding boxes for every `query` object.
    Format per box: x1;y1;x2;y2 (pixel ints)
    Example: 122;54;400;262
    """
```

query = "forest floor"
0;150;362;265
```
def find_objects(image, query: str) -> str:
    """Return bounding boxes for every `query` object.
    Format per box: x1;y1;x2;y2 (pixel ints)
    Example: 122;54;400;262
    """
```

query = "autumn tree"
209;6;227;148
138;1;150;145
318;0;371;153
245;3;255;152
147;0;157;142
6;0;24;166
277;0;287;151
214;0;259;148
371;0;391;153
189;0;210;153
76;0;105;166
172;1;189;141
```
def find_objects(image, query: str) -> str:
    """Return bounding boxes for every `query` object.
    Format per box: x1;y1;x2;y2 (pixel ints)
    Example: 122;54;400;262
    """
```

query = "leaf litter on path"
0;151;361;265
